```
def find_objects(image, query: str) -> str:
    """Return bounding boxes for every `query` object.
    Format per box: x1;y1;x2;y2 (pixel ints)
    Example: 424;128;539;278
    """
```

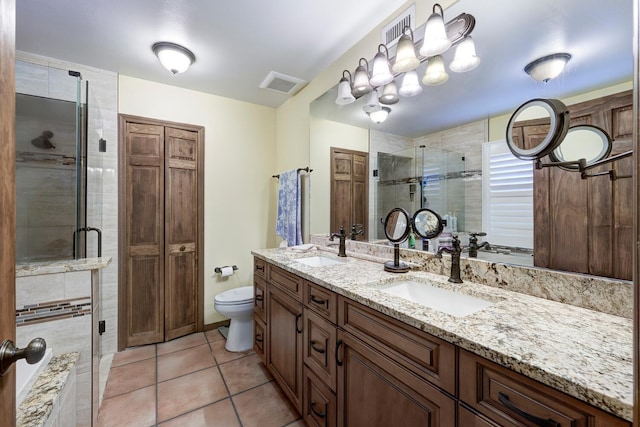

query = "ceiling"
312;0;634;137
15;0;408;108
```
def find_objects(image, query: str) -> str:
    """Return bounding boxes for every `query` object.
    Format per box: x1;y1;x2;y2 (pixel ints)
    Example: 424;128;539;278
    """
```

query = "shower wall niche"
15;68;102;263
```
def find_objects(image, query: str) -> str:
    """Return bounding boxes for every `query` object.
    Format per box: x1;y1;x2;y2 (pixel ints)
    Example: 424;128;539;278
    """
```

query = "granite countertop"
17;352;79;427
252;247;633;422
16;257;112;277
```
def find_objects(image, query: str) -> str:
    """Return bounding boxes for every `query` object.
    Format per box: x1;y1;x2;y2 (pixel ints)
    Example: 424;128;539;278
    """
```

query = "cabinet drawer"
304;367;337;427
254;257;266;278
254;316;266;364
338;296;456;395
303;308;337;391
254;276;267;322
268;264;303;300
459;349;630;427
304;281;337;323
458;403;501;427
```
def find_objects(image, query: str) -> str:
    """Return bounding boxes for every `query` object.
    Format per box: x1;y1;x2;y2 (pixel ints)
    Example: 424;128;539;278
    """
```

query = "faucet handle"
469;232;487;237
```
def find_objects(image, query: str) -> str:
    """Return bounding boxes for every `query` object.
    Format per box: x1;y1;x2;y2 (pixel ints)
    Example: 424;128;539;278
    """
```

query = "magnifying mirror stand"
384;243;410;273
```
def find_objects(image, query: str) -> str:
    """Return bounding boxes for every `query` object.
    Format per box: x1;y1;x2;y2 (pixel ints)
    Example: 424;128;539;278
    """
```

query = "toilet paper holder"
215;265;238;274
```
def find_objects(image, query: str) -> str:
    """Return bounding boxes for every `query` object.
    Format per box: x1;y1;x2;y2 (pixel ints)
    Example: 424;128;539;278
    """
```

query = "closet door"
124;123;165;347
165;127;199;340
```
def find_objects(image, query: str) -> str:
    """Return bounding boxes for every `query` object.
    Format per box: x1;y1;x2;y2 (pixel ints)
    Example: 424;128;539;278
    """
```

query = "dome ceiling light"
524;53;572;82
152;42;196;75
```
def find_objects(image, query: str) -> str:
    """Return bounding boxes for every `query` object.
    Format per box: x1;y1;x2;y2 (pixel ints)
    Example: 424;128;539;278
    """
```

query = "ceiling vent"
381;4;416;47
259;71;306;95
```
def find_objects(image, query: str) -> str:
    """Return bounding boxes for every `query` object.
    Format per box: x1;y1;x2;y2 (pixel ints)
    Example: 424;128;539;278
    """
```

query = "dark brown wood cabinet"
118;115;204;349
267;270;304;412
530;91;633;280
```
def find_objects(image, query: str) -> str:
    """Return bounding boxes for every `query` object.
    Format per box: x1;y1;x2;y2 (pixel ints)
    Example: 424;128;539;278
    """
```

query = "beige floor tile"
159;398;240;427
103;358;156;399
205;328;226;343
157;332;207;356
157;343;216;382
284;420;306;427
110;345;156;368
211;339;254;364
157;366;228;422
219;353;272;395
97;385;156;427
233;381;299;427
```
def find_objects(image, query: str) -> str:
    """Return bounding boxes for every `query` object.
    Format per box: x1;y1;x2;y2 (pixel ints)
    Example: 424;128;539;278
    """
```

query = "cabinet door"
304;367;337;427
268;285;303;412
336;330;455;427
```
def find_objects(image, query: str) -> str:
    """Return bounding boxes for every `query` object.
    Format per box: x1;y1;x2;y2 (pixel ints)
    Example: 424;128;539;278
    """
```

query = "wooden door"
164;127;198;340
123;122;165;347
119;115;204;350
330;148;368;240
0;0;16;424
336;331;455;427
267;285;303;412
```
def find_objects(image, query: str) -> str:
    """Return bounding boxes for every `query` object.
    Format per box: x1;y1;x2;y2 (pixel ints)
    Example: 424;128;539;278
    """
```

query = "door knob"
0;338;47;376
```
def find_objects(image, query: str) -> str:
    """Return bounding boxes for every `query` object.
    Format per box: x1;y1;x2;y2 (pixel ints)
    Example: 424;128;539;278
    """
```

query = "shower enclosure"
375;146;466;240
15;68;104;262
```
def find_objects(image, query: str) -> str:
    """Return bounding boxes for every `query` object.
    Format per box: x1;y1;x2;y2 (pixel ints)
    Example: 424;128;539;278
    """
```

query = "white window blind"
482;140;533;248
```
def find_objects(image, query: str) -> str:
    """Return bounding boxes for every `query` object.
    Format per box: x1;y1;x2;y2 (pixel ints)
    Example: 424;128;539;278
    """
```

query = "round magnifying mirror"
548;124;612;170
506;98;570;160
384;207;411;243
412;208;444;239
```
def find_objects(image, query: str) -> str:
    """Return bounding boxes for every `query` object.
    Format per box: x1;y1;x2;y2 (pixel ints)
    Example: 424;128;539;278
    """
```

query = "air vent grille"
381;5;416;46
259;71;306;95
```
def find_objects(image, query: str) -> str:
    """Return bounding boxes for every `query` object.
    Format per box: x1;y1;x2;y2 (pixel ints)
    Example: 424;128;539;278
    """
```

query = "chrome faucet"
330;226;347;257
350;224;364;241
436;235;463;283
467;232;491;258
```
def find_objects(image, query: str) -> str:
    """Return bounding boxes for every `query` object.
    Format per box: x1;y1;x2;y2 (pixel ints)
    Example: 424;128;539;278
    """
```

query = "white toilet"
214;286;254;352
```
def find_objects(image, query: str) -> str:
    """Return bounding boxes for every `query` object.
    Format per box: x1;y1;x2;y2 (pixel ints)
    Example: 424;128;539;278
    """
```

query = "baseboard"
204;319;230;331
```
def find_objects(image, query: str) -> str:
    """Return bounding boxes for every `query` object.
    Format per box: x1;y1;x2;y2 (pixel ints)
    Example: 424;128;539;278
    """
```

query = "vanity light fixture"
352;58;374;97
392;27;420;73
419;4;451;57
152;42;196;75
362;89;382;113
524;53;572;82
379;81;400;105
449;36;480;72
368;106;391;124
370;44;394;87
399;70;423;97
335;70;356;105
422;55;449;85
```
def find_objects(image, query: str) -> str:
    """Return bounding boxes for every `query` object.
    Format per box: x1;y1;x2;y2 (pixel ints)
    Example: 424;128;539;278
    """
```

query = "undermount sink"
379;281;493;317
294;256;345;267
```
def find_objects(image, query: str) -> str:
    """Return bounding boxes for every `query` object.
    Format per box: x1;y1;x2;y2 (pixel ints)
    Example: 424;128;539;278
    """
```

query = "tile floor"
98;330;304;427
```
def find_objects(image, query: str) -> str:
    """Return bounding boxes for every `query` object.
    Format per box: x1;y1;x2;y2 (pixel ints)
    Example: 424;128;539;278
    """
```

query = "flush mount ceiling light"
152;42;196;75
368;107;391;124
524;53;572;82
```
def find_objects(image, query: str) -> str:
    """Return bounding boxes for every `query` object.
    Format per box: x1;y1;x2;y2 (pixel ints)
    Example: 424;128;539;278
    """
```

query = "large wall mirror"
309;0;633;281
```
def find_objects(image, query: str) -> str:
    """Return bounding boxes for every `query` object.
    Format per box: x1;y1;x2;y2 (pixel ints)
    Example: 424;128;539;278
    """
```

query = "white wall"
118;75;277;324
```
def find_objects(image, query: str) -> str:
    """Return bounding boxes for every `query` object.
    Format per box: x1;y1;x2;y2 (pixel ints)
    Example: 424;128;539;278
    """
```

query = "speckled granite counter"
16;257;112;277
252;247;633;422
17;352;79;427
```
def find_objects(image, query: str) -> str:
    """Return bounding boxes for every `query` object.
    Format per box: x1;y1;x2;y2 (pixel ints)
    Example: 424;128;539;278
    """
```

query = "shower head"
31;130;55;149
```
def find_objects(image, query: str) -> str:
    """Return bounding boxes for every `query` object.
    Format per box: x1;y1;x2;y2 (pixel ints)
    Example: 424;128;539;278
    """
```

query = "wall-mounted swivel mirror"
412;208;444;239
384;207;411;243
383;208;411;273
506;98;570;160
548;124;613;169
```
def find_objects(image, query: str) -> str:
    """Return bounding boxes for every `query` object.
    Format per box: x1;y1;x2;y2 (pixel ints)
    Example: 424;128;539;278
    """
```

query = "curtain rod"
272;167;313;178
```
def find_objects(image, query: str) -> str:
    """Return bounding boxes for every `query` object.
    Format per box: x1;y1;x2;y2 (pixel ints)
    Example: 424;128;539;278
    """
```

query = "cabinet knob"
0;338;47;376
179;245;186;251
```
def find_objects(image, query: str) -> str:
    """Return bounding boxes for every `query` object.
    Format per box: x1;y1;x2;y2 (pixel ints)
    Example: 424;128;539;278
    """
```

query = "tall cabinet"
118;115;204;349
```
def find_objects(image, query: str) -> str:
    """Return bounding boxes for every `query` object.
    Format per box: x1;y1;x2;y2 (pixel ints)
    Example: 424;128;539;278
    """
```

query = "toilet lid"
215;286;254;305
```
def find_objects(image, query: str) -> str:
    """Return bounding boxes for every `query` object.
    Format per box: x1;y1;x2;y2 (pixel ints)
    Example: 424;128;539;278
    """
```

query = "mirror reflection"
309;0;633;281
549;125;612;168
384;207;411;242
412;208;444;240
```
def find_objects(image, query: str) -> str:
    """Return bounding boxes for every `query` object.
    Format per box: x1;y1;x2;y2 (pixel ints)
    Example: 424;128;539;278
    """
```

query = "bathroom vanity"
252;249;631;427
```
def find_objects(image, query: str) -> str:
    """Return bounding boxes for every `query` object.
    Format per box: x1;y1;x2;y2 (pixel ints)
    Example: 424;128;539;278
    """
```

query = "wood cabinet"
530;90;633;280
118;115;204;349
330;147;369;240
253;258;631;427
266;266;304;412
459;349;630;427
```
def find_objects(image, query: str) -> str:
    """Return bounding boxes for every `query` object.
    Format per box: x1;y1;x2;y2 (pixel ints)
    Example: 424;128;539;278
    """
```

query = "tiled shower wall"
15;52;119;357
